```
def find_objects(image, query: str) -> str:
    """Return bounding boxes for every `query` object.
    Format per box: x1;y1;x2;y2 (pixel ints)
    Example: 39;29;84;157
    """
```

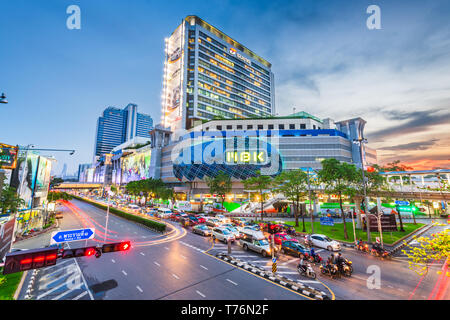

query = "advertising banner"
163;23;185;133
9;151;39;208
0;143;18;169
0;218;16;262
121;149;152;183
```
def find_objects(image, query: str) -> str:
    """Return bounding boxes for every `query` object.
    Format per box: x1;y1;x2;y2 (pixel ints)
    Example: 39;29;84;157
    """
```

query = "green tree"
243;171;273;221
47;191;73;203
49;177;64;190
125;181;140;203
274;169;308;230
0;187;25;215
205;171;232;211
319;159;360;240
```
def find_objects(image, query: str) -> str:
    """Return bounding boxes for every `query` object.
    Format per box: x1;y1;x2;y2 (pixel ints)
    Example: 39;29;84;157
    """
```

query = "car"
223;226;242;239
231;217;248;227
215;215;231;224
188;215;206;225
273;233;298;246
192;224;212;236
237;224;261;233
239;230;276;257
157;208;172;218
311;234;341;251
280;240;309;258
169;213;181;221
211;227;235;243
206;218;221;228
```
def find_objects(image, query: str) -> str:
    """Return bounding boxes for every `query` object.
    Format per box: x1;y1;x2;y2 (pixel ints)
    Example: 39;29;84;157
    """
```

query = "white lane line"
154;261;160;267
172;273;179;279
72;291;88;300
51;283;83;300
297;280;320;284
200;265;208;270
70;248;95;301
39;271;72;290
281;258;299;266
164;247;169;250
229;255;258;258
41;263;73;280
111;259;115;263
315;249;324;253
262;265;290;269
388;285;394;288
226;279;238;286
180;255;187;259
352;275;367;281
250;260;270;263
275;271;299;275
136;286;143;293
196;290;206;298
122;270;128;276
140;252;145;256
37;276;80;300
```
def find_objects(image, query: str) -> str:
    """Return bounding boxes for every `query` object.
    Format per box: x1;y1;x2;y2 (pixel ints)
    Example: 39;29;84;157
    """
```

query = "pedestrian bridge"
52;183;103;190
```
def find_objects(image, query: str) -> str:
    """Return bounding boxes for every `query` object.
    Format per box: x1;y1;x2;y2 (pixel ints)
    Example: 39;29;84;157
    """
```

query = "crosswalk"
32;259;93;300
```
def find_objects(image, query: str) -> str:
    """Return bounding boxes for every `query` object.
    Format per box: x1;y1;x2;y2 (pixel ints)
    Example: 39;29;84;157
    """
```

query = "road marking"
136;286;143;293
68;247;95;301
262;265;289;269
226;279;238;286
140;252;145;256
165;247;169;250
275;271;299;275
72;291;88;300
41;262;73;280
37;276;80;300
51;283;83;300
388;285;394;288
196;290;205;298
111;259;115;263
297;280;320;284
250;260;270;263
39;271;73;290
172;273;180;279
180;255;187;259
281;258;299;265
154;261;160;267
200;265;208;270
315;249;324;253
351;275;367;281
122;270;128;276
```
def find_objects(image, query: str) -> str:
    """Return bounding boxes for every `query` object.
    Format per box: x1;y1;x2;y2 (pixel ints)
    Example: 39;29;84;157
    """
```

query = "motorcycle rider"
298;256;307;274
335;252;345;275
372;242;384;255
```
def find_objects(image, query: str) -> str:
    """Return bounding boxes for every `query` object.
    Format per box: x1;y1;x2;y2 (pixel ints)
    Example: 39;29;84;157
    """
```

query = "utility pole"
354;137;371;243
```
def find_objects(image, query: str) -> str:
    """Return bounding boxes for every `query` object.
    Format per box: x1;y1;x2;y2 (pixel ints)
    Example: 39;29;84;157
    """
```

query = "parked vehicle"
192;224;212;237
311;234;341;251
223;226;241;239
206;218;221;228
157;208;172;218
274;233;298;246
280;241;309;258
212;227;235;244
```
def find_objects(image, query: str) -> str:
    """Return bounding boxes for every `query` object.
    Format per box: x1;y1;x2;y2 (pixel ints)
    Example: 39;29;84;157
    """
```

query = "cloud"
367;109;450;141
379;139;439;151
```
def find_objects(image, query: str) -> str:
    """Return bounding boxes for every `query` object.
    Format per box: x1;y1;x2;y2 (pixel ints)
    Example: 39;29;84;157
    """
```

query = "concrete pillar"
376;197;382;214
355;197;362;229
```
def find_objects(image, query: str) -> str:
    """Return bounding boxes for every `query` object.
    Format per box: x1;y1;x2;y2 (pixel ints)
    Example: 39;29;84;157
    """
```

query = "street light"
353;137;372;244
0;93;8;104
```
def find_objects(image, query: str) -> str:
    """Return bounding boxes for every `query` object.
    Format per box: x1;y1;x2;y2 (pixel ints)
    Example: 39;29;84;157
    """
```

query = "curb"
216;252;330;300
389;223;435;255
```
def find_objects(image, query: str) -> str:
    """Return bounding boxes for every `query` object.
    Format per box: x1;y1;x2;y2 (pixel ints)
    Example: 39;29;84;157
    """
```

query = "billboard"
9;151;39;208
121;149;152;183
0;143;19;169
162;22;185;133
35;156;53;194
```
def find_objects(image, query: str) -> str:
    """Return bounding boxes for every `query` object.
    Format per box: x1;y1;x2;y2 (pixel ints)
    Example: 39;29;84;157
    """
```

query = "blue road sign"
395;200;410;206
51;228;95;244
272;257;277;263
320;217;334;226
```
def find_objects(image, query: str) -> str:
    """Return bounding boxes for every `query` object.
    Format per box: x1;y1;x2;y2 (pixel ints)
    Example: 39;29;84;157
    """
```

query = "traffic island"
215;252;330;300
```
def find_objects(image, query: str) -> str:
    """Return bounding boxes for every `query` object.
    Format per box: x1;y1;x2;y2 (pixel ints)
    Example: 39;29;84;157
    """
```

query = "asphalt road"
15;199;311;300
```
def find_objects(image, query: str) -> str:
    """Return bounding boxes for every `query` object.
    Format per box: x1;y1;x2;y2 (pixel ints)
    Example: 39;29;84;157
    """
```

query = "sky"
1;0;449;175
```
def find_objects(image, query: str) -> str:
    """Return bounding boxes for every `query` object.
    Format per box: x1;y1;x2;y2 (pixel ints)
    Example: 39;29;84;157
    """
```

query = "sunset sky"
1;0;449;173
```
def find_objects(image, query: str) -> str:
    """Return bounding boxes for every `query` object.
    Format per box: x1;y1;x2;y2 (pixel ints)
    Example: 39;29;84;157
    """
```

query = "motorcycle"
341;259;353;277
355;242;370;253
307;253;323;265
298;263;317;279
370;248;391;259
320;263;340;279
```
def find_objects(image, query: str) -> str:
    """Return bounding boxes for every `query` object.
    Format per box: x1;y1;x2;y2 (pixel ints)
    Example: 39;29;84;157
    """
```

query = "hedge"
71;195;167;233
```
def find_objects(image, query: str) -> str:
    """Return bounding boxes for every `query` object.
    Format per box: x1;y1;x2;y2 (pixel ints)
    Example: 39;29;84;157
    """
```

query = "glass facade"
162;16;275;135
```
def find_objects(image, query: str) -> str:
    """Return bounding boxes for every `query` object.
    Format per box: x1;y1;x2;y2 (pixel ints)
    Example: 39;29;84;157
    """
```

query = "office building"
93;103;153;157
162;16;275;139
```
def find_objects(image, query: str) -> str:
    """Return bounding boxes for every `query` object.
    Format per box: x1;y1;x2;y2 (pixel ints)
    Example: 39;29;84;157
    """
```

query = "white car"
310;234;341;251
211;227;235;244
223;226;242;239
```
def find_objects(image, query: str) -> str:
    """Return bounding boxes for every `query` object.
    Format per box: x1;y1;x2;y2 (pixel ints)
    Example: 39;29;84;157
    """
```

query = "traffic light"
61;246;98;259
2;248;58;275
101;241;131;253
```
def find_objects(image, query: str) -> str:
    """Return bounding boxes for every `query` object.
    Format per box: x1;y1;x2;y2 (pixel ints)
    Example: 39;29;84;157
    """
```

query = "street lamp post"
353;137;372;244
0;93;8;104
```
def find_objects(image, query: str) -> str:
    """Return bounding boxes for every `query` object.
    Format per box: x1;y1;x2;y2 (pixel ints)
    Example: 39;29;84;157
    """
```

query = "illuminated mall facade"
79;16;377;202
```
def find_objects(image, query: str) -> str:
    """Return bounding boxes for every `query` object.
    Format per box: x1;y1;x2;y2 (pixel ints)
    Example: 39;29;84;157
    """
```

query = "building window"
226;125;232;130
237;125;242;129
217;125;222;130
313;125;316;129
247;125;253;129
258;125;264;130
289;124;295;129
268;124;274;130
279;124;285;129
300;124;306;129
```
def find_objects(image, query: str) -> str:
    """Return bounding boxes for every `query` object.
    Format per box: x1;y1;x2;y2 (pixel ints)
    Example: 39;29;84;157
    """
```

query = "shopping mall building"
80;16;377;203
